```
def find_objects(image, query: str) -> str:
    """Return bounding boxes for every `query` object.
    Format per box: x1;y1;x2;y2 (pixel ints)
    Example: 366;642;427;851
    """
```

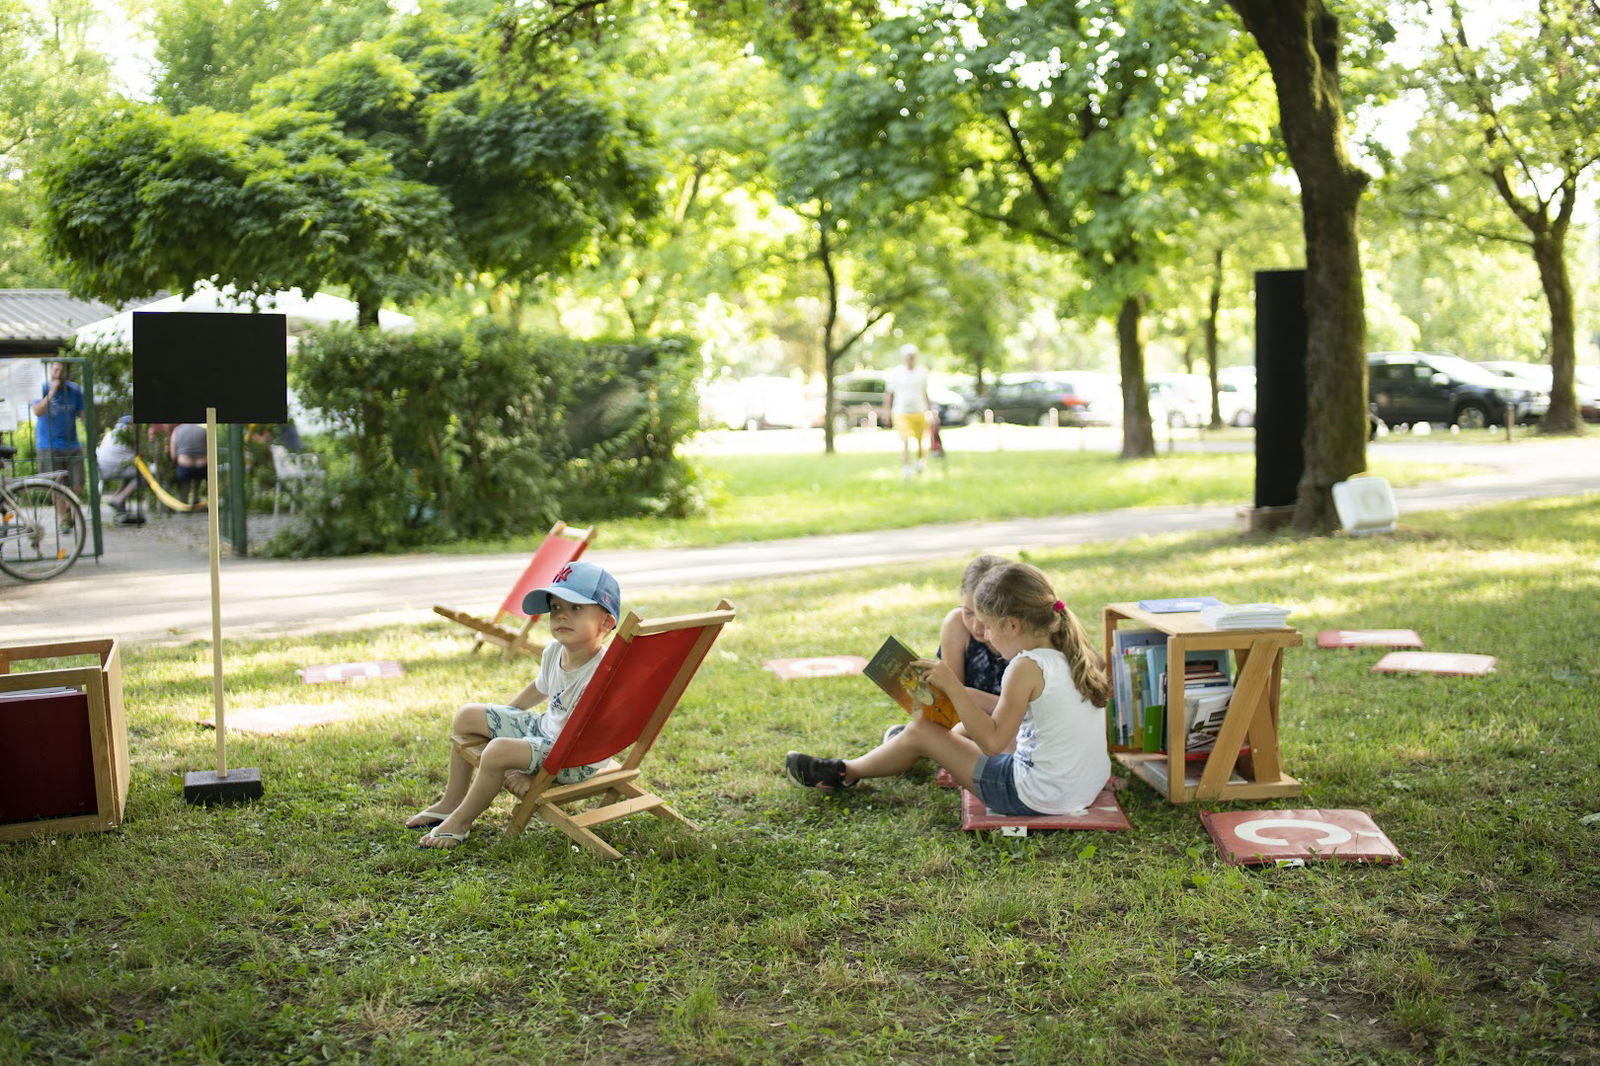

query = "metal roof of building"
0;289;129;347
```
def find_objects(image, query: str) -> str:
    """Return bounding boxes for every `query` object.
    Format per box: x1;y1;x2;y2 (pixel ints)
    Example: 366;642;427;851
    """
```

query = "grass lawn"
4;495;1597;1064
433;446;1470;553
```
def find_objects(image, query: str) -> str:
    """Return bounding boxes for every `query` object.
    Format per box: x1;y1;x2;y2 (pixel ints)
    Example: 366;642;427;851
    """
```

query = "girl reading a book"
787;562;1113;816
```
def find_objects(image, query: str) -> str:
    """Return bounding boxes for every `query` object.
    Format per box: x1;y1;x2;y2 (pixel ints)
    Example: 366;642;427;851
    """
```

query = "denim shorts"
482;705;597;784
973;753;1046;817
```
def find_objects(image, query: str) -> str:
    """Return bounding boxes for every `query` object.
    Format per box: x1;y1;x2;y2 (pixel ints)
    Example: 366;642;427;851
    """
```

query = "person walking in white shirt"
883;344;932;478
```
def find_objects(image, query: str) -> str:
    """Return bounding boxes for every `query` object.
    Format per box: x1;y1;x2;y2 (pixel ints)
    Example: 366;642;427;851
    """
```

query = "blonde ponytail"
1053;603;1111;708
975;562;1110;707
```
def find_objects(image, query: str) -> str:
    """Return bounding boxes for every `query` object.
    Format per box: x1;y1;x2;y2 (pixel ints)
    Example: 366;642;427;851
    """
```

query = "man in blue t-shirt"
31;361;85;495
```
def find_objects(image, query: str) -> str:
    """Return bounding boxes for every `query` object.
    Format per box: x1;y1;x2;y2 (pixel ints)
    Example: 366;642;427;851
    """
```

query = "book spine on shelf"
1142;705;1164;753
1110;628;1166;748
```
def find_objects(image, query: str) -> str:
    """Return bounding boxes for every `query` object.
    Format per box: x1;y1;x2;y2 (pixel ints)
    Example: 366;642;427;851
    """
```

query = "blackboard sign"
1253;269;1306;510
132;311;289;423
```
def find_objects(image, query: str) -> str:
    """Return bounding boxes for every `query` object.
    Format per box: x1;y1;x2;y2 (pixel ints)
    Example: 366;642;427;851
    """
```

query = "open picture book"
864;636;960;729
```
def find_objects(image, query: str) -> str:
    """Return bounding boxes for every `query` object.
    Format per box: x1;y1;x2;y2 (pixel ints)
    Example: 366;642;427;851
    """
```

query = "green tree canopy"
547;10;797;339
38;14;660;320
254;18;660;293
0;0;116;285
148;0;398;114
38;103;451;318
773;0;1274;457
1399;0;1600;434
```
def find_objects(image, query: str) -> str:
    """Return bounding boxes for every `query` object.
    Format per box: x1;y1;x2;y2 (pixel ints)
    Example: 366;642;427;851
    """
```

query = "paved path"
2;437;1594;647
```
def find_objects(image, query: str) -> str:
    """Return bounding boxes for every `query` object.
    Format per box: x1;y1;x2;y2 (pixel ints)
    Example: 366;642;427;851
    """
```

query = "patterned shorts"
483;705;598;784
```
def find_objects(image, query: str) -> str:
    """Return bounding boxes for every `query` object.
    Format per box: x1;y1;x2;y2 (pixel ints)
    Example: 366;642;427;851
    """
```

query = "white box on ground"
1332;476;1397;536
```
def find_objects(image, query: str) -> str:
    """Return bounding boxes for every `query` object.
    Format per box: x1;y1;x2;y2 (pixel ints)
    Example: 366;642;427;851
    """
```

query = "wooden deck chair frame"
451;600;735;860
432;520;594;658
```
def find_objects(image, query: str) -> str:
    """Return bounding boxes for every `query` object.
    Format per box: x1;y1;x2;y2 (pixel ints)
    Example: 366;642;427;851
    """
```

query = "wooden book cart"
1104;602;1302;804
1;639;128;841
432;521;594;658
452;600;735;859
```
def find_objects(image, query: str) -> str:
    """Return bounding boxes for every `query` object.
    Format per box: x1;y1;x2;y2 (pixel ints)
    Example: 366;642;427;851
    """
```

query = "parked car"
831;370;887;431
1478;360;1600;422
831;370;968;432
930;384;969;426
1368;351;1548;430
1216;366;1256;427
1579;366;1600;422
975;372;1120;427
1146;373;1212;428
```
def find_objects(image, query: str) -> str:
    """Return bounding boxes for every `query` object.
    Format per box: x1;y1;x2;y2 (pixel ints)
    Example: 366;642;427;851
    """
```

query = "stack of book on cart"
1198;602;1292;629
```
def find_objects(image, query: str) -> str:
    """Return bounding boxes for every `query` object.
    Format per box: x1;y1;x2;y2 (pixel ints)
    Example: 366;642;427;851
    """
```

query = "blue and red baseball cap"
523;561;622;622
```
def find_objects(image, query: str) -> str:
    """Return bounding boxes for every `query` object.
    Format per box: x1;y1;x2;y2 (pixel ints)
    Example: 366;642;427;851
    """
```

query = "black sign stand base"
183;767;264;806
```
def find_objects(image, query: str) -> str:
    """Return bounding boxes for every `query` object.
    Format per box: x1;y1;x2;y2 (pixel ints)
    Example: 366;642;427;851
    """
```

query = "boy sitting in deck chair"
408;561;622;850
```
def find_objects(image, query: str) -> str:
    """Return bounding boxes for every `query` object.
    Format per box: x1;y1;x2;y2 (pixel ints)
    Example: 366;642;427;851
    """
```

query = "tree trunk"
819;214;840;455
1460;0;1585;437
967;324;995;403
1206;248;1223;429
1117;295;1155;459
1532;229;1583;434
1229;0;1370;532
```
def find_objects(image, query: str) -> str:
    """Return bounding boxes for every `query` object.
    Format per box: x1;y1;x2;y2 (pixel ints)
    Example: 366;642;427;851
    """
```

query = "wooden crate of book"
1103;602;1301;804
0;639;129;841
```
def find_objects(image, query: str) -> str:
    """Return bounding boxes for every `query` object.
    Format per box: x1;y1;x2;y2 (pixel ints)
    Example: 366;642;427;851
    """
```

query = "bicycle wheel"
0;480;86;581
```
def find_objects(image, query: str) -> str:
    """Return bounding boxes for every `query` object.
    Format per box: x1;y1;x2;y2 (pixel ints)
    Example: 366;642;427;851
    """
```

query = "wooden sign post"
134;311;288;805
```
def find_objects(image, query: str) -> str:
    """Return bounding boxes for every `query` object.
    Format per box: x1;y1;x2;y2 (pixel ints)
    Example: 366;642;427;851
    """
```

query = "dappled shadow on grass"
3;497;1598;1064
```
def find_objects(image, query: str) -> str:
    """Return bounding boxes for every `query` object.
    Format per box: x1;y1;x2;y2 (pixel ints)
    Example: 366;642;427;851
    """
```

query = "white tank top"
1009;647;1112;814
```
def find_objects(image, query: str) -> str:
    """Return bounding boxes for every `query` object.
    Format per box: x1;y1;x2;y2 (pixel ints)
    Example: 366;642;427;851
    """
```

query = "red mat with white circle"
1200;808;1403;866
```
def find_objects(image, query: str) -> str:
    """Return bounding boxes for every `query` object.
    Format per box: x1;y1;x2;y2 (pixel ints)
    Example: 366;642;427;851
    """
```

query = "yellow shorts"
893;412;928;441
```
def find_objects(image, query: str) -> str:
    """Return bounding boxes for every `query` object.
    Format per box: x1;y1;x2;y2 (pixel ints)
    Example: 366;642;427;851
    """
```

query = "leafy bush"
270;323;701;555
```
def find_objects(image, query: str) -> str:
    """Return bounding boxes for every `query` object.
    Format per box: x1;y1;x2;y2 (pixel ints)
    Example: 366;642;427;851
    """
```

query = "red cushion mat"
1317;629;1423;649
1200;807;1403;866
960;785;1130;831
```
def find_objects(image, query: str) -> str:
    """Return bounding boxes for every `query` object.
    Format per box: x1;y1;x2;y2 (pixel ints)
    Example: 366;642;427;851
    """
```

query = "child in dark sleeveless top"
877;554;1009;748
938;553;1009;721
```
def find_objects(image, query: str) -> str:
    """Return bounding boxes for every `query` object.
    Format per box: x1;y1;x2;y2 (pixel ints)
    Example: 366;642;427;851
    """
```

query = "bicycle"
0;444;87;581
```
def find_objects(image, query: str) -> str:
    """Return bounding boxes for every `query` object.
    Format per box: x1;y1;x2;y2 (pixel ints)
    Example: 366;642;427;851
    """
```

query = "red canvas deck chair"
452;600;736;859
432;521;594;658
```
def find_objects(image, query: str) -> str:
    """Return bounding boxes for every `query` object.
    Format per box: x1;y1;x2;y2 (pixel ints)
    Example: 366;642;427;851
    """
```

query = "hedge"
268;323;702;555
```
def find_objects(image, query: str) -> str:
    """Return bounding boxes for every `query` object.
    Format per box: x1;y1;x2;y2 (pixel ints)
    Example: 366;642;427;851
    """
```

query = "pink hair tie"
1053;600;1065;613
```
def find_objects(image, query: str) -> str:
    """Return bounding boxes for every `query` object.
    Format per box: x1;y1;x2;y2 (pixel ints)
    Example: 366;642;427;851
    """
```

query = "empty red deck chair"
452;600;736;859
432;521;594;658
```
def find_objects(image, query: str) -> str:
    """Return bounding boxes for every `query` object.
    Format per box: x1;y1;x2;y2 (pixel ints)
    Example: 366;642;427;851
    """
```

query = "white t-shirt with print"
885;364;930;415
533;639;606;745
1008;647;1112;814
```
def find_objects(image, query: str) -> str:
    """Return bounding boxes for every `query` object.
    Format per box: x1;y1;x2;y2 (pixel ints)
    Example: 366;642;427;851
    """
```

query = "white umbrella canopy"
74;282;415;347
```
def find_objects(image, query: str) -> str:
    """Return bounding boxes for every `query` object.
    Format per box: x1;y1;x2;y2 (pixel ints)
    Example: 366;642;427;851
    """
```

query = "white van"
701;376;818;430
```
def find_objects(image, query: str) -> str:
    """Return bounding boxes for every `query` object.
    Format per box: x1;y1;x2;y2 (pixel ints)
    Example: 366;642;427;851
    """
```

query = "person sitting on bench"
95;415;141;517
169;422;207;503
